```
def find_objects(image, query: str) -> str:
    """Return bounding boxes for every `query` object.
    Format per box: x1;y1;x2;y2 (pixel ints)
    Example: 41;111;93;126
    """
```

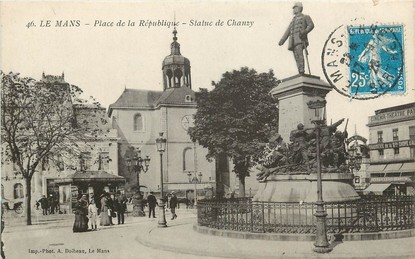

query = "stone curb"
194;224;415;242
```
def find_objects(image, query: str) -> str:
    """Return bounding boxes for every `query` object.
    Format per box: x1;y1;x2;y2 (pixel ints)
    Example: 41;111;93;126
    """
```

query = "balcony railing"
197;195;415;234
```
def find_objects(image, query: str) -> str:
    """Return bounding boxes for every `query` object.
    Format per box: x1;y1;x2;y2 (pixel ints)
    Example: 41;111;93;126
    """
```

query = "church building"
108;29;217;200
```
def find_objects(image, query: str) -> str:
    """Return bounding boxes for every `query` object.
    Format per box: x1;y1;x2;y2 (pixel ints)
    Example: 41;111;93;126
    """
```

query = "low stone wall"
193;224;415;241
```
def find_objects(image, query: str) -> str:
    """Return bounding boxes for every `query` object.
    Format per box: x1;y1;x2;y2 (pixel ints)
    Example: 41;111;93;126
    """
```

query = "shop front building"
365;102;415;195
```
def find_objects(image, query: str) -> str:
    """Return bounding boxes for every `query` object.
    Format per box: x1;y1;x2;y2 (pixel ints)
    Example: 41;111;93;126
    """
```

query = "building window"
41;156;49;171
410;126;415;140
98;152;110;171
394;148;400;155
56;154;64;171
392;128;399;141
13;183;24;199
411;147;415;158
112;116;117;128
133;114;143;131
378;149;384;156
80;152;91;171
183;147;194;172
12;161;18;171
377;131;383;143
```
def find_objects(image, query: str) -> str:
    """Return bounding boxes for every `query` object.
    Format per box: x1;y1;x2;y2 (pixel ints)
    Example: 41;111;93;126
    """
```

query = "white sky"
1;0;414;138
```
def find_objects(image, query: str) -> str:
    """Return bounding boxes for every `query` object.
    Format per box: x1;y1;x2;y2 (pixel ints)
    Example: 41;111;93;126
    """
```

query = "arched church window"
14;183;24;199
134;113;144;131
183;147;194;172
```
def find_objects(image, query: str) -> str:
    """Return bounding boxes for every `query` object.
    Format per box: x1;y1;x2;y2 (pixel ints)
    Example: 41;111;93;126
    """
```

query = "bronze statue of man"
279;2;314;75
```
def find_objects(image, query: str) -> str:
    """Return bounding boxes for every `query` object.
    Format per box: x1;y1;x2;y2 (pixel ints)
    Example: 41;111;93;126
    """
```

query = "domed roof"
162;28;190;68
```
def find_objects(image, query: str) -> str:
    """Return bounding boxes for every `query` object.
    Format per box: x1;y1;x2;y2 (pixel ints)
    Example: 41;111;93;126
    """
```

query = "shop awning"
55;171;125;184
400;162;415;173
384;163;403;172
366;164;387;173
363;183;391;194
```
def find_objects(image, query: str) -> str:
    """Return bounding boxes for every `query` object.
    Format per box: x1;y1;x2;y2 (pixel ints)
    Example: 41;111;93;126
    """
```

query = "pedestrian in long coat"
170;192;178;220
108;194;115;225
39;195;49;215
147;192;158;218
115;194;127;224
73;195;89;232
100;193;111;226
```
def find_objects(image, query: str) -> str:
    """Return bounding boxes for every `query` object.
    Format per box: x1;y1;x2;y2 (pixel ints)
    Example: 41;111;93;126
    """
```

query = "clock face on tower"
181;115;195;131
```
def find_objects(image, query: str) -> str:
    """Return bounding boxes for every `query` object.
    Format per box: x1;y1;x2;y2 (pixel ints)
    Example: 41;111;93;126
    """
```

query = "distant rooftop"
39;72;67;84
375;102;415;115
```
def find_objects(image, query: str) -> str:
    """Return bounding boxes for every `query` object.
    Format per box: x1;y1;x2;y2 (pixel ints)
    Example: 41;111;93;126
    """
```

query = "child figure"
88;199;98;231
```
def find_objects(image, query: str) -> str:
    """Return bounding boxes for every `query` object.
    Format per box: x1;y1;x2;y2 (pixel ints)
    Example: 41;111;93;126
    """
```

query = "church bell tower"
162;28;192;90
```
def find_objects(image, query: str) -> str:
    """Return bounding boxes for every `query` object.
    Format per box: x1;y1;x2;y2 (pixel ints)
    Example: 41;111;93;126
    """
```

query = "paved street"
2;208;415;259
2;208;217;259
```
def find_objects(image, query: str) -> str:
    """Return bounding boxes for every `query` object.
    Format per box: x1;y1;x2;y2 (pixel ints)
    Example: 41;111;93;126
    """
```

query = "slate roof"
108;87;196;116
156;87;196;106
110;89;162;108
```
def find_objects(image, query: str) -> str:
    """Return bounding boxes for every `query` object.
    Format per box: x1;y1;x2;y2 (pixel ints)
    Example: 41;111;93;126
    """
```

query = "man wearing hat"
279;2;314;74
147;191;158;218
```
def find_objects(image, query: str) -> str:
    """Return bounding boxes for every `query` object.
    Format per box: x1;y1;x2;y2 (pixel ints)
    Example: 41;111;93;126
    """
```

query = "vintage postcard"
1;1;414;259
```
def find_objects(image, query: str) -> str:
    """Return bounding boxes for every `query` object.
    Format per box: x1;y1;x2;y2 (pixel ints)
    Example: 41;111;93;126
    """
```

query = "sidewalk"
135;212;415;259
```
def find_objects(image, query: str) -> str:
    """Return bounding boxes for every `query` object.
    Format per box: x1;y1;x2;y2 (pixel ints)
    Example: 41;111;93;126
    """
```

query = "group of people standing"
73;192;128;233
146;191;178;220
36;194;59;215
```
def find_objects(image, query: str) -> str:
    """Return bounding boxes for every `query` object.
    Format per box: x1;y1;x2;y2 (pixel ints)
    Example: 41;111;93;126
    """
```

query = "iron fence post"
262;202;265;233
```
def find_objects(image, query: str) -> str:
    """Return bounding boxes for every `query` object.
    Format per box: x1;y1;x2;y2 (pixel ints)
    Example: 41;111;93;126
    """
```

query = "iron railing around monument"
197;195;415;234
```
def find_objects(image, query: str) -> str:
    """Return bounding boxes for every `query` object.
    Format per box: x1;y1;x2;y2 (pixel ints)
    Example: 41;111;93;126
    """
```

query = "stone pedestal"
253;174;360;203
270;74;333;142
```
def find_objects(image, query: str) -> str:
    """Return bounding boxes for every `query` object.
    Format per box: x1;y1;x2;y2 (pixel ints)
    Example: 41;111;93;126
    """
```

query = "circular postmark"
322;23;405;100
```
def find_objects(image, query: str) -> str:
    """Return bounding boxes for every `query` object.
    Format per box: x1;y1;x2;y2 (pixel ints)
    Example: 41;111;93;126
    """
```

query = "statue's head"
297;123;304;130
293;2;303;14
335;131;343;137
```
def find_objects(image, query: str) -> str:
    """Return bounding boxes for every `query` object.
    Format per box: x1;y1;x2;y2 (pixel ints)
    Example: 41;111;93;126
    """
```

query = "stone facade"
108;30;216;200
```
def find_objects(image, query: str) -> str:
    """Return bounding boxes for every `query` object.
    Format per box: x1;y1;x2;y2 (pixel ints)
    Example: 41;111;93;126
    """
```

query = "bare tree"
1;72;103;225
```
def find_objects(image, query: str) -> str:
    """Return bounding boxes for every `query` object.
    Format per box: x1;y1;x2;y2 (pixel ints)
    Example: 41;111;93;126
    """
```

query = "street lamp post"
125;147;150;217
156;132;167;228
307;100;332;253
187;171;202;206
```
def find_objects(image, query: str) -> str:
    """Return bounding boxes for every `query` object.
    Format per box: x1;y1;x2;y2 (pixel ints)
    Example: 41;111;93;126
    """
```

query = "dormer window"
185;95;192;102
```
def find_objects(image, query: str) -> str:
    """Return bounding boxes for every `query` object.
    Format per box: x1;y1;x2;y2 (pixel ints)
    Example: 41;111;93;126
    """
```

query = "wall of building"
110;105;215;198
369;120;415;162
